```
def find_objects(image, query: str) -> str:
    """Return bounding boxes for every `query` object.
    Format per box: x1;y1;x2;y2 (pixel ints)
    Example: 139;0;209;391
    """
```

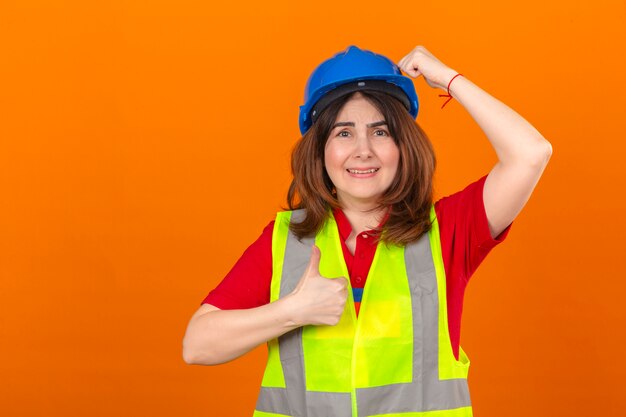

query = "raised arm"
398;46;552;238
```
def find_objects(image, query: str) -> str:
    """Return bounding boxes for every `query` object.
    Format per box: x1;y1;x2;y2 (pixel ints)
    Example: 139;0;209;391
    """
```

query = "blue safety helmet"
299;45;419;135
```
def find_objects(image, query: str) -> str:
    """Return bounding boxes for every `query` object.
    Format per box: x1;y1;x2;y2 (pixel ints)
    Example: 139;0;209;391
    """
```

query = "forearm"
182;296;299;366
446;70;552;164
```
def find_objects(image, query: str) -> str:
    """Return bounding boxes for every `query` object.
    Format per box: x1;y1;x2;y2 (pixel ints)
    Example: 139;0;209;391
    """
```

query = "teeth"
348;168;379;174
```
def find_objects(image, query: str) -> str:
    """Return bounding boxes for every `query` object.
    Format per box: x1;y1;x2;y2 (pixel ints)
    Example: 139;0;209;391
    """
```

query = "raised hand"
397;45;458;91
288;245;348;326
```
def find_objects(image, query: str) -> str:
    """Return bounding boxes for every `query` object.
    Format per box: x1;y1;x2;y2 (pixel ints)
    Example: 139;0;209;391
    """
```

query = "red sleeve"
435;173;512;360
201;220;274;310
435;173;512;283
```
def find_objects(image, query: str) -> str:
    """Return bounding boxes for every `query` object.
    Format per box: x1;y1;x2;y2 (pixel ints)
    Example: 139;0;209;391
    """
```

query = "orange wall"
1;1;625;416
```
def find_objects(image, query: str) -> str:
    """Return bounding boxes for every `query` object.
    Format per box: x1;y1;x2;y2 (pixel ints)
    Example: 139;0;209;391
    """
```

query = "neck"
338;198;389;235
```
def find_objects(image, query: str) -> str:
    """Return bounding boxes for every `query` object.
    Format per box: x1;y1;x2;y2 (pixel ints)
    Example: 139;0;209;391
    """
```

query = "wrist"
277;293;303;328
437;70;464;109
446;71;465;95
441;69;460;90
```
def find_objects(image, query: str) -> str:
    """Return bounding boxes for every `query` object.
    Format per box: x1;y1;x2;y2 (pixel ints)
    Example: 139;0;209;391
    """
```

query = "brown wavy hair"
286;89;436;246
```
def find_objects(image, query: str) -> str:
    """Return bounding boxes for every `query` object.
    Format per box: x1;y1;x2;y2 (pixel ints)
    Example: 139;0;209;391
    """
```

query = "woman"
183;45;552;416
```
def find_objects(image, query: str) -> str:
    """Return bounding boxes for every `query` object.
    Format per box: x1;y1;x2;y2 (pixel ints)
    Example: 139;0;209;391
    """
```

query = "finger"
397;55;408;70
332;276;349;288
398;58;421;79
306;244;321;276
399;56;412;73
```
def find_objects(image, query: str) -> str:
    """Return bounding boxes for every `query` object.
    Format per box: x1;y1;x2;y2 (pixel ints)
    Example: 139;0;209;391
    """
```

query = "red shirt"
202;174;512;360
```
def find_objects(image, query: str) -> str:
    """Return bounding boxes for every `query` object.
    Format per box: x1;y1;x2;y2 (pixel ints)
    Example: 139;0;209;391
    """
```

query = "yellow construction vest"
254;206;473;417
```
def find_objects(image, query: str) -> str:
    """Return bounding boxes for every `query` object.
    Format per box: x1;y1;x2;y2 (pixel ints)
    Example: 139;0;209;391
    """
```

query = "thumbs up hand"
287;245;348;326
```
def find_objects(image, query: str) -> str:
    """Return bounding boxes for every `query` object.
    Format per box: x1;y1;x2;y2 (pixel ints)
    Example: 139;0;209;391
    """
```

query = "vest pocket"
456;346;471;368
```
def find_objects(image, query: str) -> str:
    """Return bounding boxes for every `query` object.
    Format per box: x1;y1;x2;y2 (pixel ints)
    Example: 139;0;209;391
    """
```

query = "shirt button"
359;252;365;259
355;276;362;284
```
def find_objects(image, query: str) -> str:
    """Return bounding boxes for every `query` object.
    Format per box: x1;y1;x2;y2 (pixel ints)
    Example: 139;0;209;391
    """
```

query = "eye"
337;130;351;137
374;129;389;136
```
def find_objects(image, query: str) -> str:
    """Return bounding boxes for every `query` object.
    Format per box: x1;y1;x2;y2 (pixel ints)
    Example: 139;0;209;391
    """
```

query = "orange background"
1;0;625;416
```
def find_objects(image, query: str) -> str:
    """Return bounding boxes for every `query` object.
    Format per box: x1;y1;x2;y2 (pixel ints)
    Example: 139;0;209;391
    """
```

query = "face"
324;92;400;208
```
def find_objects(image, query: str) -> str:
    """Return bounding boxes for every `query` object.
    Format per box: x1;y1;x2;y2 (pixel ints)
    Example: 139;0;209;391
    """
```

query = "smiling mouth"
346;168;379;174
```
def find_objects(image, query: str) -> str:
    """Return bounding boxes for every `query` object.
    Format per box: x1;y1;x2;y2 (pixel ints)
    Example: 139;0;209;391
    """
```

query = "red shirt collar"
331;206;390;242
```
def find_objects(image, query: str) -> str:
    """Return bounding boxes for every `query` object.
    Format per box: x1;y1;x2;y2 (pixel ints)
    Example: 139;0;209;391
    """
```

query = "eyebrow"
331;120;388;129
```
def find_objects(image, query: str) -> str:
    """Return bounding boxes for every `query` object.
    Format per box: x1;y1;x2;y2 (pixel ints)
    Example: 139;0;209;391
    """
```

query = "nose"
353;134;373;159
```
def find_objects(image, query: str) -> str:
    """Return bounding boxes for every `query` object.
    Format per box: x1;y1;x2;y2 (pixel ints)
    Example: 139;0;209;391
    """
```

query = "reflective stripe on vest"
254;206;472;417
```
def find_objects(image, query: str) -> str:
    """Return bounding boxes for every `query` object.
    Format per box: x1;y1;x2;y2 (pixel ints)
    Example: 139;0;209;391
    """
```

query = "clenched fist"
397;45;458;91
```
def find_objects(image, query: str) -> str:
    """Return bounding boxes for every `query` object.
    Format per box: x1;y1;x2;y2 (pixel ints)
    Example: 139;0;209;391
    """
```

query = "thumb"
305;244;321;276
407;66;422;79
